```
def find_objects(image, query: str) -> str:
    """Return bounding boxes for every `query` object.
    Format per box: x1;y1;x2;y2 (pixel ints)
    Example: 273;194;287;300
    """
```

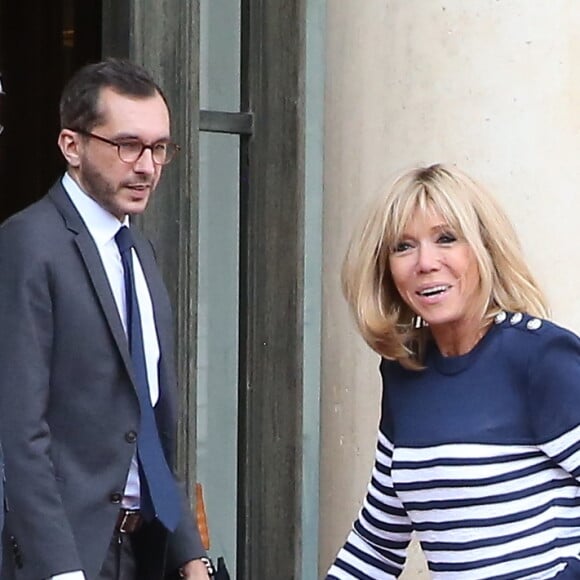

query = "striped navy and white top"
327;313;580;579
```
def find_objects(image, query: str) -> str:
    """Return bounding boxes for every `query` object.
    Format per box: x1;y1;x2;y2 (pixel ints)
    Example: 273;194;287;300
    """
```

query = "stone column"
320;1;580;577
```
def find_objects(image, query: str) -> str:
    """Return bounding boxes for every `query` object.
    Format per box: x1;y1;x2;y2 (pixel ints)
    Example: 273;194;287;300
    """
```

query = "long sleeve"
326;428;413;579
528;328;580;480
165;484;207;568
0;219;83;577
134;239;207;569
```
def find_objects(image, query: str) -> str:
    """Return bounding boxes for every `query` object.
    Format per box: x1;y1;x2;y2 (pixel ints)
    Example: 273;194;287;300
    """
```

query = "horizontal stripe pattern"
327;425;580;579
327;431;411;579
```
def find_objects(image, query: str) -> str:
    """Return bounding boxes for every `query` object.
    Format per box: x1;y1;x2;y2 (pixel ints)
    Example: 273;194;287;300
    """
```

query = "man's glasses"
73;128;180;165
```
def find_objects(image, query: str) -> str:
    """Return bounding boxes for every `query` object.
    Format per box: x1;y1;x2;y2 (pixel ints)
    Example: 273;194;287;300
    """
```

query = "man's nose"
133;147;156;174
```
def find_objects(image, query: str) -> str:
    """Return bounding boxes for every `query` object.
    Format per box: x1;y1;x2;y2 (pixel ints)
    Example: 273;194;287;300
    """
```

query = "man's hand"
179;558;210;579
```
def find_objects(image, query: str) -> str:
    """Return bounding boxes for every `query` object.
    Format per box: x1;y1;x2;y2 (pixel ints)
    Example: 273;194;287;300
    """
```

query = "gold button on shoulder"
526;318;542;331
510;313;523;325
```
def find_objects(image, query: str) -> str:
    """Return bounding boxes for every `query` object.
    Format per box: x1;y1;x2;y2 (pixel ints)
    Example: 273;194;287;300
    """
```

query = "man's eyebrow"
111;132;171;142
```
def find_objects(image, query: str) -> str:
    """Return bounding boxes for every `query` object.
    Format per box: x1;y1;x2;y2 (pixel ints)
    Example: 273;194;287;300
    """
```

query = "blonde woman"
327;164;580;579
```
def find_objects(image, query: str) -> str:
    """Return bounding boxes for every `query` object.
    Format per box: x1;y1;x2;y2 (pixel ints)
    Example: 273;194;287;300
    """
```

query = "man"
0;59;210;579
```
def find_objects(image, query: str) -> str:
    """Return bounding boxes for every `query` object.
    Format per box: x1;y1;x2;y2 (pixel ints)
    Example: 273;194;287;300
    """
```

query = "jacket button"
110;492;122;504
125;431;137;443
10;536;23;568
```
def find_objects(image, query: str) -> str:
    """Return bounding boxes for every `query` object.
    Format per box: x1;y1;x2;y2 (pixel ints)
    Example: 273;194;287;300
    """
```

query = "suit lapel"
48;182;136;383
132;235;177;437
49;180;175;442
132;235;171;371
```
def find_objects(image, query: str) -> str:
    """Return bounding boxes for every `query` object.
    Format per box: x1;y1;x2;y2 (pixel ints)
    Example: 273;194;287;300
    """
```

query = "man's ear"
58;129;82;168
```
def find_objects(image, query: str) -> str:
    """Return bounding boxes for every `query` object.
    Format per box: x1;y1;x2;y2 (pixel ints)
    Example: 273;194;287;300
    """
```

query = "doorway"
0;0;101;222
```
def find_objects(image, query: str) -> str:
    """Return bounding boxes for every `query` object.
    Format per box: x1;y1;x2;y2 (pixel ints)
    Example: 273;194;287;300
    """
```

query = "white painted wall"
320;1;580;577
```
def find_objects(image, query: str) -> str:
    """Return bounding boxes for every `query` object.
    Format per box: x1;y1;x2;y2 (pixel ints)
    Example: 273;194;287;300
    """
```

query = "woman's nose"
416;243;441;273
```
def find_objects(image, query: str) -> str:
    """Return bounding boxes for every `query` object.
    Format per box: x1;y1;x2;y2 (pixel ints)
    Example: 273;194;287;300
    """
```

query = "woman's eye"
437;232;457;244
392;241;412;253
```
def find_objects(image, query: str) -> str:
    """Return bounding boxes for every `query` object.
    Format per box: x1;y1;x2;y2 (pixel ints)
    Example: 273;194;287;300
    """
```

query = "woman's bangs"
385;184;427;245
427;186;469;237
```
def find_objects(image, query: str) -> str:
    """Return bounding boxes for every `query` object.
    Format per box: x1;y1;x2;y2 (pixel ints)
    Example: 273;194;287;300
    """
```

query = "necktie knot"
115;226;134;255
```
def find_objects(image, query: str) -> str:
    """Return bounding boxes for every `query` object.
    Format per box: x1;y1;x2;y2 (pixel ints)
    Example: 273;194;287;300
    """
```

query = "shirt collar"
62;172;129;247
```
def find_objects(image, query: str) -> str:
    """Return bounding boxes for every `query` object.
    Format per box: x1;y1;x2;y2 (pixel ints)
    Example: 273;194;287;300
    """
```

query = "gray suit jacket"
0;181;204;579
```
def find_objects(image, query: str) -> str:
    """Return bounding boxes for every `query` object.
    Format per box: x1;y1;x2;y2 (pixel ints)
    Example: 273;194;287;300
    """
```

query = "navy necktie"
115;226;181;532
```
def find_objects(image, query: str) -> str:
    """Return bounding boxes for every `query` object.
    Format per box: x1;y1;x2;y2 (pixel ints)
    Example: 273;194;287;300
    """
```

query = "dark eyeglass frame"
72;128;180;165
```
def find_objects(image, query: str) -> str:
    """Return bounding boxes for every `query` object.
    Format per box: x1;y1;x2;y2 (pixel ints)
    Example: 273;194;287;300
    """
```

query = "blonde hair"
342;163;549;369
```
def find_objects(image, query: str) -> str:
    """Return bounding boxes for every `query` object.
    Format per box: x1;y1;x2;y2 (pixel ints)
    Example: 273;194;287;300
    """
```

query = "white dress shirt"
51;174;162;580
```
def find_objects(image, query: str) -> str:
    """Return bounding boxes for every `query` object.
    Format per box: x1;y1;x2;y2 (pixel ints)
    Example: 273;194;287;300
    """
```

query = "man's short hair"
59;58;169;131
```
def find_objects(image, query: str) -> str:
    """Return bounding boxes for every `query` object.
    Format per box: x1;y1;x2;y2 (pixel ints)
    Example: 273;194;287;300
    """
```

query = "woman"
327;164;580;579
